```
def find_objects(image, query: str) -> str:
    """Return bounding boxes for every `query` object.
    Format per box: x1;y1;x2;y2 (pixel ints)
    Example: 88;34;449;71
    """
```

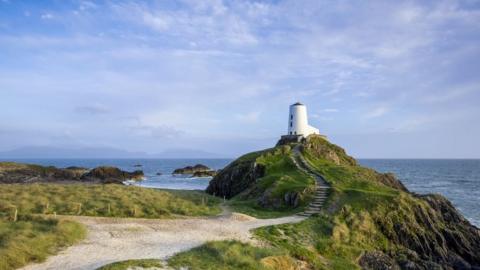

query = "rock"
0;162;84;183
133;164;142;167
373;193;480;269
258;187;283;209
192;170;217;177
81;166;144;184
206;151;266;199
0;162;144;185
376;172;408;192
64;166;89;179
284;191;300;208
173;164;212;175
359;251;401;270
156;172;163;176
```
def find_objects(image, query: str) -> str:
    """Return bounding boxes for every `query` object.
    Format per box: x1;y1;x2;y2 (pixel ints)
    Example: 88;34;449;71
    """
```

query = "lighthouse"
277;102;324;145
287;102;319;137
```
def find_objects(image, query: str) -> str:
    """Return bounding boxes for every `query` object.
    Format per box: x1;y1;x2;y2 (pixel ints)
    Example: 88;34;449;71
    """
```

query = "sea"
2;158;479;227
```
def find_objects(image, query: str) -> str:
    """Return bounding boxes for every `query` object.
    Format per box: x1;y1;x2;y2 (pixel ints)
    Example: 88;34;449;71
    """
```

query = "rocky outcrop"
173;164;211;175
0;162;144;184
258;190;302;209
81;166;144;184
206;152;266;198
366;194;480;270
376;172;408;192
192;170;217;177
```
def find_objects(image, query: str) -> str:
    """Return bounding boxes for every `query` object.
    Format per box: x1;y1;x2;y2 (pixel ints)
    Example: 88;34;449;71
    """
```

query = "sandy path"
21;210;305;270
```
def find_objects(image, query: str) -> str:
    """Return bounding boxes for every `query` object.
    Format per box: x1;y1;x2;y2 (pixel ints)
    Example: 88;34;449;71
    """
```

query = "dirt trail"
21;209;305;270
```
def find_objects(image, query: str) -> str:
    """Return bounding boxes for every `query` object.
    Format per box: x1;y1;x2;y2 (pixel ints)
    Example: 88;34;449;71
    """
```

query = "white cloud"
143;12;170;31
41;13;53;19
365;106;389;119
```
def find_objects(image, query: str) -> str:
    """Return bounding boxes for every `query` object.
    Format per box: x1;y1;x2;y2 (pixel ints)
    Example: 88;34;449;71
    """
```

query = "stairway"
291;145;330;217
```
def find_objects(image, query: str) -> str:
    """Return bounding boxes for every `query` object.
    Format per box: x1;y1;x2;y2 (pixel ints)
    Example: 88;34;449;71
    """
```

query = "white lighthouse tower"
287;102;319;137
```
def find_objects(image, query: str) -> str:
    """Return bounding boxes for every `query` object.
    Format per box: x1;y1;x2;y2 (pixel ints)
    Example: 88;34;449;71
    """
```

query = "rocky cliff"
206;150;267;198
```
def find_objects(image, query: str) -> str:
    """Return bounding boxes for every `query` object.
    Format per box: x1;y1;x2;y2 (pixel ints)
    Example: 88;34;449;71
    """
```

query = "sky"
0;0;480;158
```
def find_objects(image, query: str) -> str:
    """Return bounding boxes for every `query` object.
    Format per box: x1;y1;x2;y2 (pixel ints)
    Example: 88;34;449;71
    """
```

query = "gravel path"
21;209;305;270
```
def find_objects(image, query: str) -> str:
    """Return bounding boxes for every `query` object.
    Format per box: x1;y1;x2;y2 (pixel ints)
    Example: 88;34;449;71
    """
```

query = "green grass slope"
195;135;480;269
0;216;86;270
207;146;315;217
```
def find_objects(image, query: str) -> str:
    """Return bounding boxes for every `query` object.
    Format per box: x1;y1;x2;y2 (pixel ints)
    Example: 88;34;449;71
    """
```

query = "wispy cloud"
364;106;389;119
40;12;53;20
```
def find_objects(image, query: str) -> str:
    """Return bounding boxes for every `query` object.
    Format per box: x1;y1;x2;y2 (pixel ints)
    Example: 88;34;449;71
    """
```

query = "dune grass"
0;215;86;270
0;184;222;270
168;240;293;270
0;184;221;219
96;259;164;270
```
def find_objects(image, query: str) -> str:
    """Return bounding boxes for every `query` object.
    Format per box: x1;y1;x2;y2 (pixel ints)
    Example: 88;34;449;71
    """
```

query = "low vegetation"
0;184;221;219
0;184;222;270
0;215;86;270
168;240;292;270
96;259;164;270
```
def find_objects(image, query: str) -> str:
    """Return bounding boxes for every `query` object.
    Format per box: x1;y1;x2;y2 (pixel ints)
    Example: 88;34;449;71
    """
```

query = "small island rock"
172;164;212;175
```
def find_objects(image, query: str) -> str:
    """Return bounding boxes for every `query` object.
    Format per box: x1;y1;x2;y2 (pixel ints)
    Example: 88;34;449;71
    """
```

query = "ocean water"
359;159;480;227
2;158;479;227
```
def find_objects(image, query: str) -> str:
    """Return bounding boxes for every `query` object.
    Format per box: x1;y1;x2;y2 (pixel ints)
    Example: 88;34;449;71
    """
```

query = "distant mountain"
0;146;147;159
0;146;226;159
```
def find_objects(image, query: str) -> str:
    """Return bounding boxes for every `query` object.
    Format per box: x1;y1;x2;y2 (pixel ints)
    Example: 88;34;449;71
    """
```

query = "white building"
287;102;319;137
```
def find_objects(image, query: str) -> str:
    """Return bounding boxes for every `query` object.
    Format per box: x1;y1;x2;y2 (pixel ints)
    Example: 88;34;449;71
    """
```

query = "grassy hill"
191;135;480;269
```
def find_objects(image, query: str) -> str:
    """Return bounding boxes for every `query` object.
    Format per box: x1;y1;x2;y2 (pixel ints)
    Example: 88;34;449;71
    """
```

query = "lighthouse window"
290;121;292;127
290;114;293;120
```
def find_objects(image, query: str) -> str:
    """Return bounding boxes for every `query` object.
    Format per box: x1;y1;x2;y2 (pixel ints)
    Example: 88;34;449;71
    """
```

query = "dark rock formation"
359;251;400;270
257;190;301;209
206;152;266;198
81;166;144;184
372;194;480;269
376;172;408;192
173;164;211;174
156;172;163;176
0;162;144;184
192;170;217;177
133;164;142;167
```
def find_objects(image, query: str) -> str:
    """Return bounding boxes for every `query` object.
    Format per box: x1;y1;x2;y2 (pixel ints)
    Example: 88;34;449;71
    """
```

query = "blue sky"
1;0;480;158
